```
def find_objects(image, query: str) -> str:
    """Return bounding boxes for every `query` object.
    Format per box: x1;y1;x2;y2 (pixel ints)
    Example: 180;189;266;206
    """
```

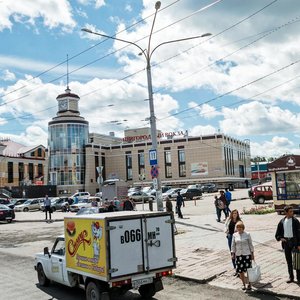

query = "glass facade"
48;123;88;186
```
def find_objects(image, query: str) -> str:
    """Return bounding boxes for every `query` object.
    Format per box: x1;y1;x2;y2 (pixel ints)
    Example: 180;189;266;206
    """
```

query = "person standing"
176;191;185;219
275;205;300;283
225;209;241;274
113;197;121;211
44;195;52;222
225;188;232;214
219;190;229;218
231;221;254;291
123;196;134;211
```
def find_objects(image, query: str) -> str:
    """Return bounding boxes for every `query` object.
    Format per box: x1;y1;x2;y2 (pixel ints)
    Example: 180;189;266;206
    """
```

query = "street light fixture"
82;2;211;211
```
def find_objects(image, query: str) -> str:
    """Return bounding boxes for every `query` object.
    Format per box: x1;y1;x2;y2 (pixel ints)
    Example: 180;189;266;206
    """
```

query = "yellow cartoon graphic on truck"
65;218;106;277
91;221;103;260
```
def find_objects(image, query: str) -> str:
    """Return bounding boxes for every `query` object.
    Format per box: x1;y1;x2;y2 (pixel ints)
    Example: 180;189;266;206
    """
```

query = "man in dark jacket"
123;197;134;211
275;206;300;283
176;191;184;219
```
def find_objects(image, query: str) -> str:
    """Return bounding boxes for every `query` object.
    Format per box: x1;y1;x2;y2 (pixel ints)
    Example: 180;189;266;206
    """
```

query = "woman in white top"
231;221;254;290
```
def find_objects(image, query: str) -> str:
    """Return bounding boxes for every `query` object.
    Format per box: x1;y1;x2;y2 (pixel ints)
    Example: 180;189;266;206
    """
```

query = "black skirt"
236;255;252;273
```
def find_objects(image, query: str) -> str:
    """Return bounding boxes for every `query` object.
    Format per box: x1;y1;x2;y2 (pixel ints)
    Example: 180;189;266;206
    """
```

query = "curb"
14;219;64;223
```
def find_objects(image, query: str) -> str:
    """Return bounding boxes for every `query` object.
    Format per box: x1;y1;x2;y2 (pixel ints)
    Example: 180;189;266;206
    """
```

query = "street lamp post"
82;1;211;211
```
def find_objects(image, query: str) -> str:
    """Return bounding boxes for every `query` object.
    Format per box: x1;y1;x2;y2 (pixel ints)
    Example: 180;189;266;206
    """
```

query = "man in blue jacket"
275;206;300;283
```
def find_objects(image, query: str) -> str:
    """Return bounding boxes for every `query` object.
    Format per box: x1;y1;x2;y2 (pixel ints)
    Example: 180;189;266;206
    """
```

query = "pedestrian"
176;191;184;219
214;195;227;222
107;201;116;212
44;195;52;222
219;190;229;219
225;188;232;214
123;196;134;211
275;205;300;283
225;209;241;274
166;195;177;234
166;196;173;213
113;197;121;211
91;198;98;207
231;221;254;291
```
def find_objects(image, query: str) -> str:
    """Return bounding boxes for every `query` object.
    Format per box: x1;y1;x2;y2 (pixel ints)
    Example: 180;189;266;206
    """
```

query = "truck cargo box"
64;211;176;282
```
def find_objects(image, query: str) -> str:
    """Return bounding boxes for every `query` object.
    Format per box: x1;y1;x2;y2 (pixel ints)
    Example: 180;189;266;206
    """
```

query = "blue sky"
0;0;300;158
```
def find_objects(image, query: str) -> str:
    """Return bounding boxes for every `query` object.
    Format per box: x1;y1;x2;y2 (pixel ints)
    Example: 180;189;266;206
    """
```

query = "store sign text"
123;130;187;142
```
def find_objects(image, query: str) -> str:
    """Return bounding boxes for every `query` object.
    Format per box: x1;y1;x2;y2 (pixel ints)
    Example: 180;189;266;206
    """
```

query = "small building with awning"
268;155;300;213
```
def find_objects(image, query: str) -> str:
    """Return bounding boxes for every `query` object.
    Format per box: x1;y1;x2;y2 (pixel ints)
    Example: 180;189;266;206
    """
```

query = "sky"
0;0;300;158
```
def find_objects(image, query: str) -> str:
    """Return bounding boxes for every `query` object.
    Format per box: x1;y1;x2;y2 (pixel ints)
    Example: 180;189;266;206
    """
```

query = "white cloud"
0;76;181;146
220;101;300;136
188;102;222;119
95;0;105;9
0;0;76;31
0;69;16;81
250;136;300;157
125;4;132;12
188;125;217;137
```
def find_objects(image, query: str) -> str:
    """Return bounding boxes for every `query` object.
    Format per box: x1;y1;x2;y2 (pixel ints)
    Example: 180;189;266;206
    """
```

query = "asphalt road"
0;251;287;300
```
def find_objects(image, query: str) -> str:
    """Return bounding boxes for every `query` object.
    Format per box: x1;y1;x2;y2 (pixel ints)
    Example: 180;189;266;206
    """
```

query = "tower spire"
66;54;70;93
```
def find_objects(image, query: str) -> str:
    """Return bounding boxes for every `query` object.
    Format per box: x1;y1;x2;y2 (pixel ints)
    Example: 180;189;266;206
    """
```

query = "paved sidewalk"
174;218;300;299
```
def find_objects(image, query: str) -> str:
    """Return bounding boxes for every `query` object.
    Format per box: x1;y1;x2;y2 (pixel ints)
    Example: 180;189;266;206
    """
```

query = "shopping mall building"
47;88;251;196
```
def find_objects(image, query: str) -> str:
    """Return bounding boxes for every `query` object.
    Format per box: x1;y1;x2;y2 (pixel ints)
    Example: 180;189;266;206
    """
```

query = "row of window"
7;162;43;183
125;147;186;180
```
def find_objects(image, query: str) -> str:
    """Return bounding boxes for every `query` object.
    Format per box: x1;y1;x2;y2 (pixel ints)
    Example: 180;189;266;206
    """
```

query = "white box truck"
34;211;176;300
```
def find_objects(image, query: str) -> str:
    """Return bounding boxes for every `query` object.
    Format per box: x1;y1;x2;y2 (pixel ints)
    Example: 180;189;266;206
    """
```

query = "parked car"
14;198;41;212
7;199;27;209
0;198;11;206
180;188;202;200
69;198;92;212
69;192;90;200
249;184;273;204
162;188;182;199
129;191;155;202
0;204;15;223
200;183;218;193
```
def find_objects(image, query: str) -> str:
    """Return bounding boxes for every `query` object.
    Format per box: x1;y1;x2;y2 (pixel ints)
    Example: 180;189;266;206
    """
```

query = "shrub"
242;204;275;215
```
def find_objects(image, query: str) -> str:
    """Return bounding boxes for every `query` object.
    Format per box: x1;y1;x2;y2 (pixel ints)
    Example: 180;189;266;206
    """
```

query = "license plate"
5;217;12;220
132;277;153;288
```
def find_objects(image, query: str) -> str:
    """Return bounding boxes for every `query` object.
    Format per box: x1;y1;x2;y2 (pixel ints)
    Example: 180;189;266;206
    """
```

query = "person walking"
219;190;229;219
176;191;184;219
275;205;300;283
123;196;134;211
231;221;254;291
225;209;241;274
225;188;232;214
44;195;52;222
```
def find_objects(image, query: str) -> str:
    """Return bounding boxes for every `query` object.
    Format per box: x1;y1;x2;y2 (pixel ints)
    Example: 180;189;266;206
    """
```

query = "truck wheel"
86;281;102;300
257;197;265;204
37;264;50;287
138;283;156;299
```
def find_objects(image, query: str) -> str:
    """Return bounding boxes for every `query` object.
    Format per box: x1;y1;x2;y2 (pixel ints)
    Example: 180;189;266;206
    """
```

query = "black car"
180;188;202;200
0;198;10;206
0;204;15;223
200;183;218;193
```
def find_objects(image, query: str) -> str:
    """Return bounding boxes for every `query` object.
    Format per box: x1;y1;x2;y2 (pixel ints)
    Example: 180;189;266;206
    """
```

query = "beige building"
0;139;46;188
84;130;251;194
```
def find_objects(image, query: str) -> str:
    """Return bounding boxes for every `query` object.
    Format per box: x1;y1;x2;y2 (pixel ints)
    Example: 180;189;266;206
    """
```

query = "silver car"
14;199;41;212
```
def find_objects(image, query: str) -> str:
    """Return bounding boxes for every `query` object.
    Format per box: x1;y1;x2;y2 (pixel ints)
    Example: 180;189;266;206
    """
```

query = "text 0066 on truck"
34;211;176;300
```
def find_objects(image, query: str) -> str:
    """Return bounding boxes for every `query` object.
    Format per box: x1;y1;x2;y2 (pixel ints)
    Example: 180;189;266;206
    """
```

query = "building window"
18;162;24;184
29;163;34;181
38;164;43;178
101;153;106;181
37;148;42;157
138;150;145;176
95;154;99;181
178;147;186;177
126;151;132;180
8;162;13;183
31;151;35;157
164;147;172;178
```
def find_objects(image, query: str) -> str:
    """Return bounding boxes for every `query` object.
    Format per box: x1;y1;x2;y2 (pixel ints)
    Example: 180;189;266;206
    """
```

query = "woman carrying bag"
231;221;255;291
225;209;241;275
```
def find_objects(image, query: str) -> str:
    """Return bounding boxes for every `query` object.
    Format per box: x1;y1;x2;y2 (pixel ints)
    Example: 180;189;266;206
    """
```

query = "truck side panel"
64;218;108;280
